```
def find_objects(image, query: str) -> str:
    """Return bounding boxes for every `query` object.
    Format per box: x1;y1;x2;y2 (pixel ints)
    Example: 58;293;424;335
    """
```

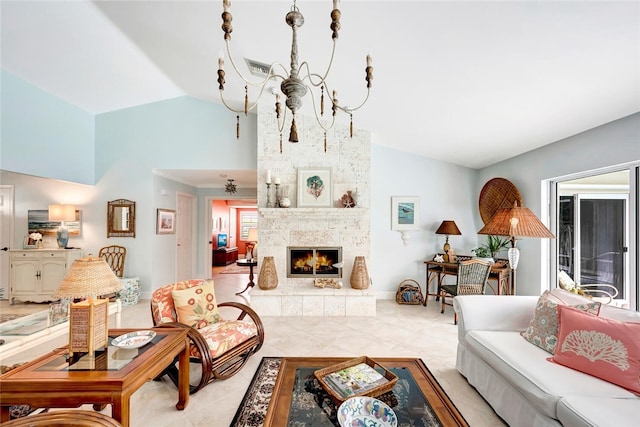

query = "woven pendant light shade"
257;256;278;290
54;257;122;299
350;256;370;289
478;202;554;239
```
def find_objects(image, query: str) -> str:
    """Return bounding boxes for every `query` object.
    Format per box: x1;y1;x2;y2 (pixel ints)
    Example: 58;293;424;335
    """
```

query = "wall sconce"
49;204;76;248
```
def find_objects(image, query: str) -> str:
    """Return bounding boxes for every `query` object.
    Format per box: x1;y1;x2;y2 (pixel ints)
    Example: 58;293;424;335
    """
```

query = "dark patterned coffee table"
264;357;469;427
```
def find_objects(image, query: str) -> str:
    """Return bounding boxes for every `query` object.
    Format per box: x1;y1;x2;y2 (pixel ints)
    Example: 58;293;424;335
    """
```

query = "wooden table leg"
1;406;10;422
236;264;256;295
111;395;129;427
176;337;190;410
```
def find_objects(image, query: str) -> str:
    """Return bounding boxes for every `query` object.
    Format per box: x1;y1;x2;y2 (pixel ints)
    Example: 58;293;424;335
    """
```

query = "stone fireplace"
287;247;342;278
250;105;374;316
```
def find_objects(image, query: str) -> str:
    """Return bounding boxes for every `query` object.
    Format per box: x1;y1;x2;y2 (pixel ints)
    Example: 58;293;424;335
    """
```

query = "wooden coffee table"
264;357;468;426
0;327;190;427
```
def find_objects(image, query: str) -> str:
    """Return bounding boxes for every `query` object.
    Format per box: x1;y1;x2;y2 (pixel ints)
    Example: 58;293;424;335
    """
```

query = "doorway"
553;169;635;308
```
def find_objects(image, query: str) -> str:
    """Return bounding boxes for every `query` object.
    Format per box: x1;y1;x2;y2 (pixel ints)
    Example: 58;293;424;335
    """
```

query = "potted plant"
472;235;511;260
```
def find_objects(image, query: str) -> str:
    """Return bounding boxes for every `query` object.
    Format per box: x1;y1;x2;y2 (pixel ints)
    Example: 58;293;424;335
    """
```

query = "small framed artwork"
391;197;420;231
156;208;176;234
297;168;332;208
23;235;37;249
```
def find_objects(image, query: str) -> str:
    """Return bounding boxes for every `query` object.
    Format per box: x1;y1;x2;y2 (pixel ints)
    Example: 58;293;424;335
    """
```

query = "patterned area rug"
219;263;250;274
231;357;281;427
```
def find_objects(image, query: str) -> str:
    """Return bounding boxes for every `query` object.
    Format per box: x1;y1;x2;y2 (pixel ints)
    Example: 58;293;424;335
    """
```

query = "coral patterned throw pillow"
551;305;640;394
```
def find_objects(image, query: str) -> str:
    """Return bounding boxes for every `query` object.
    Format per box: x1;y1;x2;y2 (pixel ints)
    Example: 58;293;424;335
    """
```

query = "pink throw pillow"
551;305;640;394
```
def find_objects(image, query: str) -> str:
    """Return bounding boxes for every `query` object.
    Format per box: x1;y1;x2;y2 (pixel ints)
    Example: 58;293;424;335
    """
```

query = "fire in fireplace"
287;246;342;278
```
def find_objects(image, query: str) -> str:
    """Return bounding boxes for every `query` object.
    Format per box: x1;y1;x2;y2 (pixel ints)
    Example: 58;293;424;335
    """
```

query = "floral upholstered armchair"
150;279;264;394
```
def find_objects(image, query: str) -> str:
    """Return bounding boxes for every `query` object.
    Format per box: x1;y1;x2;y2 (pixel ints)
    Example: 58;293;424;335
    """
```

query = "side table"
235;259;258;295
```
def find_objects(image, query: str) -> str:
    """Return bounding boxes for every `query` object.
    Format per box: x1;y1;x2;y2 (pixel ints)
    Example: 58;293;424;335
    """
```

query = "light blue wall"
0;70;95;184
479;113;640;296
93;97;258;290
370;144;478;297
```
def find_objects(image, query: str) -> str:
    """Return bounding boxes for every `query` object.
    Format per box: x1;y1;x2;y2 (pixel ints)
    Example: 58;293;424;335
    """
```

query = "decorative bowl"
111;330;156;349
337;396;397;427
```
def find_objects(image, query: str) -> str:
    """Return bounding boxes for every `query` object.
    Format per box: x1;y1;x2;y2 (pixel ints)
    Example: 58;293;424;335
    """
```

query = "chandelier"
217;0;373;152
225;179;237;194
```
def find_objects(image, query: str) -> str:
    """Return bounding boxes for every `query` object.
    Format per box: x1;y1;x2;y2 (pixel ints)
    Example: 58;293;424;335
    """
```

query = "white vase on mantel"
279;197;291;208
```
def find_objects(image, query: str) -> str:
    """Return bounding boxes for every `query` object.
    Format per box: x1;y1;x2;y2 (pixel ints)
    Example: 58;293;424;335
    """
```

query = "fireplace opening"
287;246;342;278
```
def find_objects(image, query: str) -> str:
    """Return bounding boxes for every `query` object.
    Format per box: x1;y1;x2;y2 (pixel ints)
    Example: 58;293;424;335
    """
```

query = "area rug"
231;357;461;427
231;357;281;427
219;263;250;274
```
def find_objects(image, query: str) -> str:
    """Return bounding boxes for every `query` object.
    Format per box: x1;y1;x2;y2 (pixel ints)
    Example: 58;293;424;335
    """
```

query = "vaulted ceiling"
2;1;639;173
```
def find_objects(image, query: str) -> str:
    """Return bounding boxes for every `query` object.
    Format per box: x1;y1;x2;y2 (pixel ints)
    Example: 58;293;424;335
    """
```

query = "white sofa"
454;292;640;427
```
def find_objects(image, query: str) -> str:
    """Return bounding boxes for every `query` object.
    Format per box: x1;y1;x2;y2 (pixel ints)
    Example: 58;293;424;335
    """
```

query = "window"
239;211;258;240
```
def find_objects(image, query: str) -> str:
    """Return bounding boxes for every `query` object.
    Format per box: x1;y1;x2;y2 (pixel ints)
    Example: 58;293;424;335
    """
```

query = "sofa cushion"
172;280;220;328
552;305;640;394
466;330;636;419
557;396;640;427
521;290;601;354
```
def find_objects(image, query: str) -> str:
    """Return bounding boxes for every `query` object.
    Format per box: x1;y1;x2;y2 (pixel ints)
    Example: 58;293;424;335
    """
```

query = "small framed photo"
23;235;37;249
156;209;176;234
297;168;332;208
391;197;420;231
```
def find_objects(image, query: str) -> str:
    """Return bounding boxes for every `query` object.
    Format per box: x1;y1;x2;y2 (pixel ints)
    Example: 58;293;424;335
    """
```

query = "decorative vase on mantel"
257;256;278;290
350;256;370;289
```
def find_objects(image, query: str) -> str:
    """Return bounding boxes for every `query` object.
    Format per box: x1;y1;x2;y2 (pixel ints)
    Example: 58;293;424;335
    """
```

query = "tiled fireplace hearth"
251;105;373;316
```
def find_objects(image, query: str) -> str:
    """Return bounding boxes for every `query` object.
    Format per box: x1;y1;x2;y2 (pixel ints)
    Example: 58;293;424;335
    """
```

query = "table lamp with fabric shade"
49;204;76;248
246;227;258;260
478;202;554;294
53;256;122;357
435;220;462;261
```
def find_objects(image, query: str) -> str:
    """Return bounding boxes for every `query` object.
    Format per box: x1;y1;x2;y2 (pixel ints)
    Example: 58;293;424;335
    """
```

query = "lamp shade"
247;227;258;242
53;257;122;299
49;204;76;221
478;202;554;239
435;220;462;236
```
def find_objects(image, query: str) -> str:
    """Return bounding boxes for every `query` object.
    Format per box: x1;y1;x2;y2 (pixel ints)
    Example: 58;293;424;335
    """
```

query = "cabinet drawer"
40;251;65;259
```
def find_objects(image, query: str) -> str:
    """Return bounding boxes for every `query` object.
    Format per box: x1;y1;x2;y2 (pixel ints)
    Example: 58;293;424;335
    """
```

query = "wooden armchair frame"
150;280;264;394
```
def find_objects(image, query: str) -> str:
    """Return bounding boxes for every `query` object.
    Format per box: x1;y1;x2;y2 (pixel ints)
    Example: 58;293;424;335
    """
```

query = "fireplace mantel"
259;207;365;219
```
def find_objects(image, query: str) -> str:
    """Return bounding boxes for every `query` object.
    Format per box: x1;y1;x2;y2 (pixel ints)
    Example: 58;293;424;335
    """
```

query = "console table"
0;327;190;427
212;247;238;266
424;255;511;304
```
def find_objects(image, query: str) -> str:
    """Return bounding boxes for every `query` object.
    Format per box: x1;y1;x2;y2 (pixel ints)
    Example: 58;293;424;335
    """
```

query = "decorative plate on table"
111;330;156;349
337;396;398;427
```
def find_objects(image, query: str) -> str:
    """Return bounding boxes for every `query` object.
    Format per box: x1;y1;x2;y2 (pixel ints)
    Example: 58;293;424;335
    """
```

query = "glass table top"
287;366;443;427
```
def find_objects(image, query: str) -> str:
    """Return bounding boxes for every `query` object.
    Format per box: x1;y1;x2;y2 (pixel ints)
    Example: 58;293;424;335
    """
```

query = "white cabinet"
9;249;83;304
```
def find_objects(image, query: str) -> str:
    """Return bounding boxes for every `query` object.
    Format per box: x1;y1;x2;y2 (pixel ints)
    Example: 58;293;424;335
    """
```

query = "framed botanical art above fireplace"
297;168;332;208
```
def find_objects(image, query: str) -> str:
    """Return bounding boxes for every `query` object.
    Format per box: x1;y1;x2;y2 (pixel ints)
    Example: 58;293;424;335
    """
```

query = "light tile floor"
0;271;506;426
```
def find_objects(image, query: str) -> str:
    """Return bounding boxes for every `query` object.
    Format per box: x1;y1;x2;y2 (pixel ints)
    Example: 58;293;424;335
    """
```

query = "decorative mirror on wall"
107;199;136;238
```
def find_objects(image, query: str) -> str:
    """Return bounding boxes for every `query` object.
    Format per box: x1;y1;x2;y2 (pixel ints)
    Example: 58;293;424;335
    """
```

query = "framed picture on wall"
391;196;420;231
297;168;332;208
156;209;176;234
28;209;82;236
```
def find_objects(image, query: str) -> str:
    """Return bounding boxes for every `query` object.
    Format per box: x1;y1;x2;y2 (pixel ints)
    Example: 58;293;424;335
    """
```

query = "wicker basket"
395;279;424;305
314;356;398;404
